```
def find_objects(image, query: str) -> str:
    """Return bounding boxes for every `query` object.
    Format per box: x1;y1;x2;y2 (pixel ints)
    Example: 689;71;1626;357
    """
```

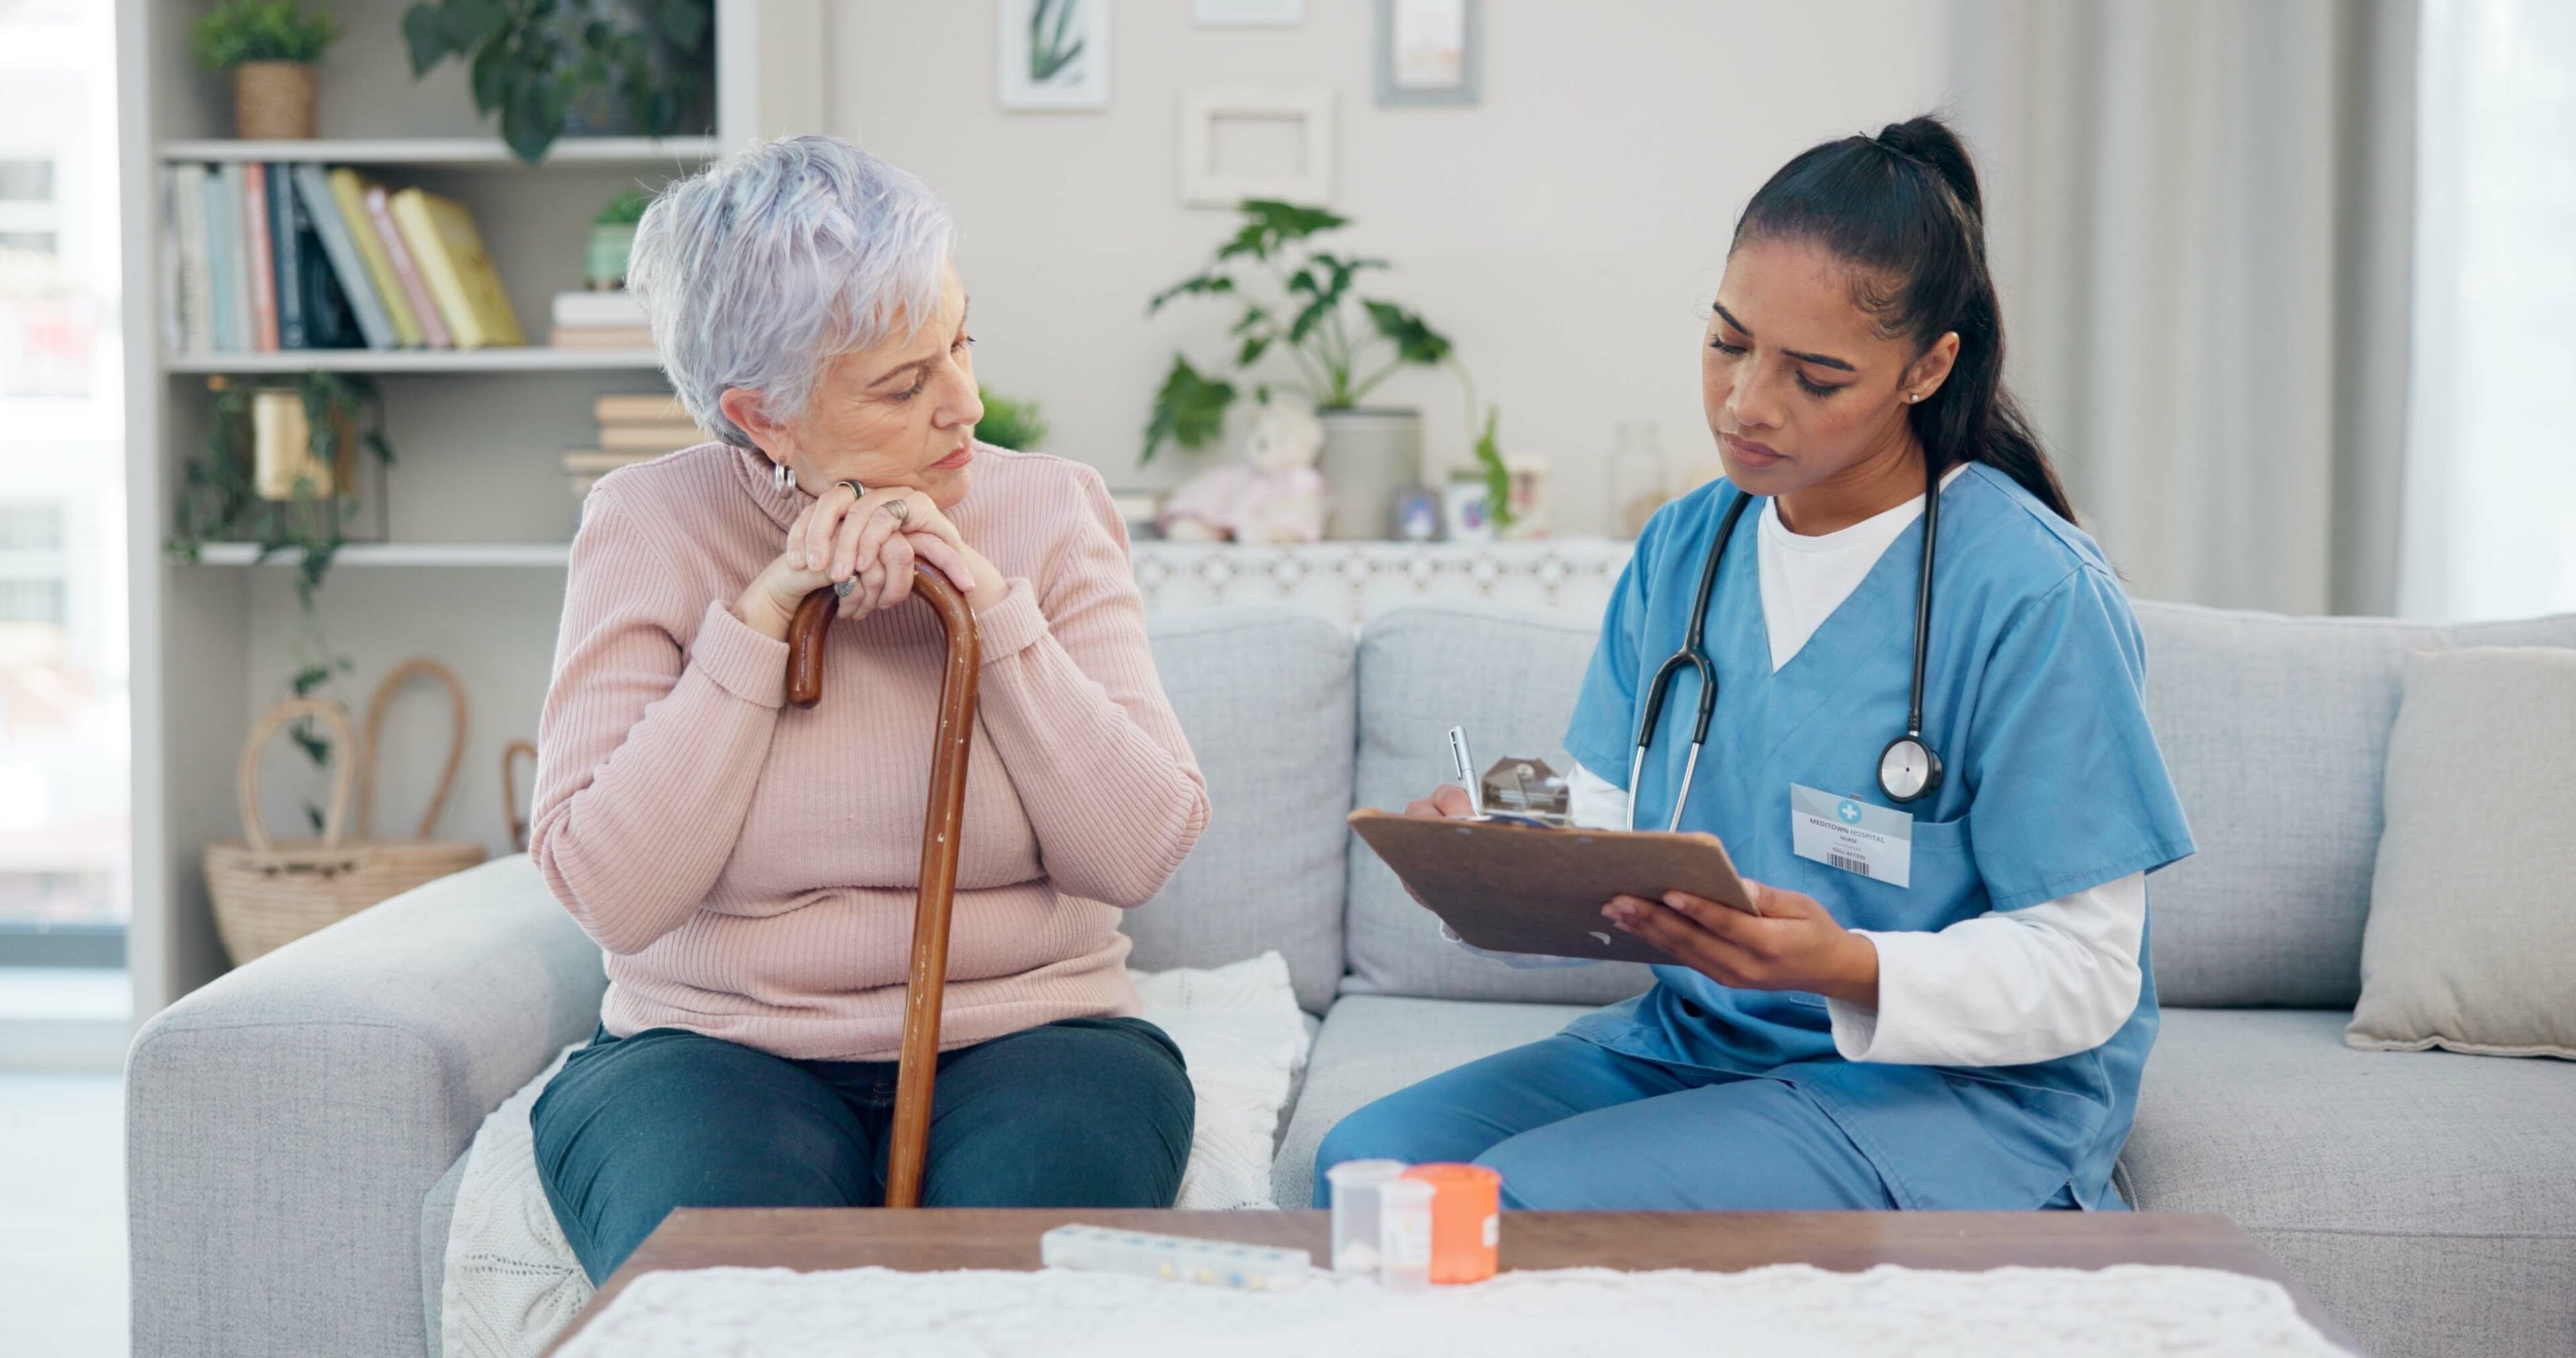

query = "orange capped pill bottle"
1401;1163;1501;1284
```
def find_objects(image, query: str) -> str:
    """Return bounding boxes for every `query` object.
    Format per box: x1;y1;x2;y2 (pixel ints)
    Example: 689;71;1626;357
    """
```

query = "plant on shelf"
170;373;396;828
190;0;343;141
1146;199;1511;535
974;387;1049;452
588;188;654;289
401;0;716;164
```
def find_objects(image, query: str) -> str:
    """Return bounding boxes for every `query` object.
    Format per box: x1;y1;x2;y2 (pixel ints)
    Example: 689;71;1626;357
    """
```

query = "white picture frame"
1192;0;1303;25
998;0;1112;111
1178;88;1335;209
1375;0;1480;107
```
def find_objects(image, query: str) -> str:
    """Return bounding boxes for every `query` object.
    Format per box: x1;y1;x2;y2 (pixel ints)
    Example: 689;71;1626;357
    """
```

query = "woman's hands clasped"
1404;782;1882;1010
734;482;1010;641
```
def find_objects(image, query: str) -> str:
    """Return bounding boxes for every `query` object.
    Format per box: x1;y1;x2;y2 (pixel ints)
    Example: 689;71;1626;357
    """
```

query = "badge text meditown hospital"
1789;784;1915;888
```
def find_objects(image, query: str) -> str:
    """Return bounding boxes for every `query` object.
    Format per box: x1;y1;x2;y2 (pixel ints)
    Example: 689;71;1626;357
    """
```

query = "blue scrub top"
1560;464;2195;1210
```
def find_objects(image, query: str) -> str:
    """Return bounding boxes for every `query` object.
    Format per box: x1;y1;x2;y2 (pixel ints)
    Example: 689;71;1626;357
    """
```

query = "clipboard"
1348;808;1759;966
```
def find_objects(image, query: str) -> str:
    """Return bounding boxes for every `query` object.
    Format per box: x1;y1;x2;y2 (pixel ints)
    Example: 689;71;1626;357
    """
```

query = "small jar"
1403;1162;1502;1284
1377;1177;1436;1293
1326;1159;1406;1274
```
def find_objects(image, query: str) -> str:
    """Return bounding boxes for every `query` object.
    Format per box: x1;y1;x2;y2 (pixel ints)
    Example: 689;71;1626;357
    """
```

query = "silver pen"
1447;725;1484;817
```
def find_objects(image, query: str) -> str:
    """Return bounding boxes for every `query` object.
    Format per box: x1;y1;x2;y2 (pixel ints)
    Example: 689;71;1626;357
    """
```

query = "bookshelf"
117;0;827;1015
162;347;663;374
158;135;723;166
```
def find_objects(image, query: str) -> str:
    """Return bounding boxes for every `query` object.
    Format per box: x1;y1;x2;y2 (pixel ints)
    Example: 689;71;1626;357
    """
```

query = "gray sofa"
127;600;2576;1358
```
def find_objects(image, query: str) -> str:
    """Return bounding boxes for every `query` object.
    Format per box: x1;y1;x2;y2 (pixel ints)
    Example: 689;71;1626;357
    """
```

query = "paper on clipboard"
1348;809;1760;966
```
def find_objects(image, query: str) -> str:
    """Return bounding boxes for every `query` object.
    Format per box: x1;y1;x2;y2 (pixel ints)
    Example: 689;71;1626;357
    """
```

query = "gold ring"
885;499;910;524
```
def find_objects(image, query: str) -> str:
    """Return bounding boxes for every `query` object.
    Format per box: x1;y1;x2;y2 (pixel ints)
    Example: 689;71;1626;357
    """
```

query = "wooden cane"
784;567;979;1209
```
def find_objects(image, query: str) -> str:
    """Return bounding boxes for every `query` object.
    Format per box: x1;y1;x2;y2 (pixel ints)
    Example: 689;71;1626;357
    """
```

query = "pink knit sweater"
531;443;1209;1061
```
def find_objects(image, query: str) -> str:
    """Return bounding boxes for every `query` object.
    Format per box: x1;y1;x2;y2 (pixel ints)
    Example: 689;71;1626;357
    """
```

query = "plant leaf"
1364;299;1452;365
1142;354;1237;463
1240;199;1346;242
1474;406;1516;530
1286;293;1334;345
1146;272;1233;315
468;41;508;113
400;3;451;72
655;0;711;48
1236;333;1271;367
501;76;570;162
439;0;507;50
1212;220;1272;263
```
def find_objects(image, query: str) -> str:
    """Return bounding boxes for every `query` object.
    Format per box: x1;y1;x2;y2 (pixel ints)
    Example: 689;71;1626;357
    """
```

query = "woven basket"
203;659;486;965
232;61;317;140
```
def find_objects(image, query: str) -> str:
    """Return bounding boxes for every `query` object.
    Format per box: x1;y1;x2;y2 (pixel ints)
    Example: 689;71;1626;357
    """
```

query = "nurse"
1315;115;2195;1212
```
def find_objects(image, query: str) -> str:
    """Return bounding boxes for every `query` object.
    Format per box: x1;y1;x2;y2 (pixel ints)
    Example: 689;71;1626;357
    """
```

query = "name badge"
1790;785;1913;888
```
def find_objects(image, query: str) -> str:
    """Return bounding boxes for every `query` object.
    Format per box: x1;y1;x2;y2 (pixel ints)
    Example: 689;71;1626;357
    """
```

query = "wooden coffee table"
550;1208;2357;1353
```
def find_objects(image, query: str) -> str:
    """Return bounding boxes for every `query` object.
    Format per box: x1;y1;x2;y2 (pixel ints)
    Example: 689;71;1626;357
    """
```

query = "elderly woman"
526;136;1210;1284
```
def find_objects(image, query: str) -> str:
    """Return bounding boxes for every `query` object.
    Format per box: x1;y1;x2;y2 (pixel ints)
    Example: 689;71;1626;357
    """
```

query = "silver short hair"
628;135;956;449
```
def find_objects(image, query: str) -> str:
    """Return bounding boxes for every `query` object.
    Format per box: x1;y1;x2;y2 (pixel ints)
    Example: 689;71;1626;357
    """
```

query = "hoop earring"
772;459;796;494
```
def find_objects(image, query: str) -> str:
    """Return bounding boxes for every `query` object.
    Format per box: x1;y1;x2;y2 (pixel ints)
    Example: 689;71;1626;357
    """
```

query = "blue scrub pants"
1313;1035;1898;1210
533;1017;1194;1283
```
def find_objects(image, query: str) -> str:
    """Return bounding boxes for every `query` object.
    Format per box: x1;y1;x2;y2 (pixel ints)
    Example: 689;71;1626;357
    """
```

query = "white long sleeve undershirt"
1444;467;2147;1068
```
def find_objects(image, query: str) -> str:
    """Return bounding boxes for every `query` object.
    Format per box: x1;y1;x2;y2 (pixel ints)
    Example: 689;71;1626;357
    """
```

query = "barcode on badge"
1827;850;1870;876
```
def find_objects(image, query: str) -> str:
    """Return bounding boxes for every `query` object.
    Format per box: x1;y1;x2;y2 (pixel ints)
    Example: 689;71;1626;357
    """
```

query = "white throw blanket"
553;1263;2347;1358
440;952;1311;1358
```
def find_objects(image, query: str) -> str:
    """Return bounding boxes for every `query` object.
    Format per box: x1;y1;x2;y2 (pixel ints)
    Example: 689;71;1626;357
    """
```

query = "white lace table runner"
556;1262;2347;1357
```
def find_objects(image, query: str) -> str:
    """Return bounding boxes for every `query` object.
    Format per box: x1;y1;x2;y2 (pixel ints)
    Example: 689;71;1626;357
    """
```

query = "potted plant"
974;387;1050;452
1146;199;1498;539
169;372;396;826
587;188;652;290
191;0;342;141
402;0;716;164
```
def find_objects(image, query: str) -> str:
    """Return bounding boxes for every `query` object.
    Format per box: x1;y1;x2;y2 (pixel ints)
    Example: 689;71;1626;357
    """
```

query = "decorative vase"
250;388;328;500
232;61;318;140
586;223;639;289
1316;408;1423;541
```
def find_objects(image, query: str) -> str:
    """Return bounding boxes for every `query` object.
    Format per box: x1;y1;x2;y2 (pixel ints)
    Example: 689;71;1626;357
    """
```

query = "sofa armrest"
127;855;605;1358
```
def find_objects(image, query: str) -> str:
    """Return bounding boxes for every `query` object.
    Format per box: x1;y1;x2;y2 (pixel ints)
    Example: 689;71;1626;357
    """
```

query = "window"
0;157;57;256
0;502;68;626
2402;0;2576;620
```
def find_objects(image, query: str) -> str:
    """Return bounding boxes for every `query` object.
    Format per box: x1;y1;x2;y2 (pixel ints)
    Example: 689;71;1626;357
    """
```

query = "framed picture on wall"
1178;88;1335;208
998;0;1112;111
1375;0;1480;107
1193;0;1302;25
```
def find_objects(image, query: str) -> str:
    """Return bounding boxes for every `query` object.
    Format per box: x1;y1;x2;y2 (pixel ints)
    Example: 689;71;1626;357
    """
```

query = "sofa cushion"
2348;647;2576;1058
1271;995;1592;1209
2123;1007;2576;1358
1342;604;1655;1007
2131;604;2445;1008
2133;604;2576;1008
1133;609;1355;1014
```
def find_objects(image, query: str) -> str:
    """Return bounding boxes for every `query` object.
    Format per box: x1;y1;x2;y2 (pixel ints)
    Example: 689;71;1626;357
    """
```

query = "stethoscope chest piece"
1877;734;1941;804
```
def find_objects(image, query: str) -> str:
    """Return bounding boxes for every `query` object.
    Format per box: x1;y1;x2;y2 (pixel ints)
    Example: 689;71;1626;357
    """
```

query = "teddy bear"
1157;401;1329;544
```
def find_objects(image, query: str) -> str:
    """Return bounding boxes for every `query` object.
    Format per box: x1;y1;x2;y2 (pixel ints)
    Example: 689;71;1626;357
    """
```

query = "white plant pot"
1317;408;1423;541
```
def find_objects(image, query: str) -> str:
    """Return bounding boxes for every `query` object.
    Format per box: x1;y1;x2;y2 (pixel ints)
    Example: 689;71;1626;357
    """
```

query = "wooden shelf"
156;136;720;168
164;347;663;374
190;542;572;567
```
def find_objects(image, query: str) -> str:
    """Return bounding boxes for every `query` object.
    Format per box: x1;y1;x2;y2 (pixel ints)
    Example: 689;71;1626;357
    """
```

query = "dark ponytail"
1732;115;2076;524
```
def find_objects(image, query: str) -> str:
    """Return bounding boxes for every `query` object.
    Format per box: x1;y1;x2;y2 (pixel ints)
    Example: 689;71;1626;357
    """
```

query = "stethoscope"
1626;460;1945;832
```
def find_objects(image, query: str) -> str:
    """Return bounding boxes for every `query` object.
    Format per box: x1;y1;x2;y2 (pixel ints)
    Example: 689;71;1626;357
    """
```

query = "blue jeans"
532;1017;1193;1282
1314;1035;1898;1210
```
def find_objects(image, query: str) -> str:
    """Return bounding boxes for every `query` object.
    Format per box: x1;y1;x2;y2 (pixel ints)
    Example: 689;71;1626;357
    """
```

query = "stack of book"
565;394;710;498
162;162;527;353
549;289;651;349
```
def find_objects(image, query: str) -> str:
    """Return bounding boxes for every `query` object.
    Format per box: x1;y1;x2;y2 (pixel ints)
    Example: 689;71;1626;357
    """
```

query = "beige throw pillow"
2347;646;2576;1058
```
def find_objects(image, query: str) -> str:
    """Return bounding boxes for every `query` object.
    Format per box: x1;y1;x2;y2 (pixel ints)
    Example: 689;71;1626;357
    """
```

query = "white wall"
828;1;1955;534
